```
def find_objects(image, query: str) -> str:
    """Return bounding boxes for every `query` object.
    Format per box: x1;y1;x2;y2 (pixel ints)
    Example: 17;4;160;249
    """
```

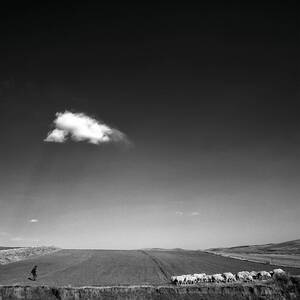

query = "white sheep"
236;271;253;282
174;275;185;285
257;271;271;280
212;273;225;283
250;271;258;280
204;274;213;282
187;274;197;284
171;276;177;284
172;268;280;285
272;268;287;279
193;273;206;283
273;268;285;275
223;272;236;282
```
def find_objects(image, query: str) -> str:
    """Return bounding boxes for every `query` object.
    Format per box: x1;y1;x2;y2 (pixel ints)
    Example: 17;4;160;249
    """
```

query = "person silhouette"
30;265;37;281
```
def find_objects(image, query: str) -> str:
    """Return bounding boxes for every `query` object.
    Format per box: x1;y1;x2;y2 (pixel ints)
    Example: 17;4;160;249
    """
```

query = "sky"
0;3;299;249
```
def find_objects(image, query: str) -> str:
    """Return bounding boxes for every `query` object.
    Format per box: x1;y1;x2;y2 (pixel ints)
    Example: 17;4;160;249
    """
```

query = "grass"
206;239;300;268
1;275;300;299
0;249;299;287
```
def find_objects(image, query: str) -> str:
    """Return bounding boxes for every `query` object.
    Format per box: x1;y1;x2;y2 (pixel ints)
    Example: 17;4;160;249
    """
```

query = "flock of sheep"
171;268;286;285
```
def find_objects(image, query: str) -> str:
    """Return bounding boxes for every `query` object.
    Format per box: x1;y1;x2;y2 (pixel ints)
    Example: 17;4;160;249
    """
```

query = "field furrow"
0;249;299;287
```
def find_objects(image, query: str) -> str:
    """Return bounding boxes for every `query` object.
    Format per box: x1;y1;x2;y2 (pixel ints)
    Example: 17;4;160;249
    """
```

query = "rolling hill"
207;239;300;268
0;248;299;287
208;239;300;254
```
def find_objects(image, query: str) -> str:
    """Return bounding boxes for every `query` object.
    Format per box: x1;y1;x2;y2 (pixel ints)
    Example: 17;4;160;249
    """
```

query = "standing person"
30;265;37;281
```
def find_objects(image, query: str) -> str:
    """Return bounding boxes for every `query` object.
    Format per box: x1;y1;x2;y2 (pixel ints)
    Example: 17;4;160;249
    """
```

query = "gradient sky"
0;3;299;249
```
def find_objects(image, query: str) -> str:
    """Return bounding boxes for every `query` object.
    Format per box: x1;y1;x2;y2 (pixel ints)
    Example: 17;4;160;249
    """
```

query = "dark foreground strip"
0;277;300;300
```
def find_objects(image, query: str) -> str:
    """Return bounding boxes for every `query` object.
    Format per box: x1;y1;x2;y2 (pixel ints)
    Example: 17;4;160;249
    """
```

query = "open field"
0;249;299;287
207;239;300;268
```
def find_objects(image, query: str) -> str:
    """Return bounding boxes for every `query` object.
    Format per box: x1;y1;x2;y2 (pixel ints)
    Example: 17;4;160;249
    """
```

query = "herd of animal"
171;268;286;285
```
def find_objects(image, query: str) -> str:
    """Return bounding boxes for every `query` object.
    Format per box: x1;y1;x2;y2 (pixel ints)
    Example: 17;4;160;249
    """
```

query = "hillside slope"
207;239;300;268
208;239;300;254
0;247;60;265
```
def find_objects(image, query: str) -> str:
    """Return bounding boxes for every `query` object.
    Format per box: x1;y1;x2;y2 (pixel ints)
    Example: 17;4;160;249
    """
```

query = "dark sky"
0;3;299;249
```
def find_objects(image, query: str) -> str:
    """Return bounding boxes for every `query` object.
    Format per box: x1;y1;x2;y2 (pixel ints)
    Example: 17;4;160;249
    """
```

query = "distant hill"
207;239;300;255
0;246;60;265
0;247;20;250
141;248;185;251
206;239;300;268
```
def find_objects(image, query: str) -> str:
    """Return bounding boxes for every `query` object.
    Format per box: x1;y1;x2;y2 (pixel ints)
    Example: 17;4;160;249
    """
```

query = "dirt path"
139;250;170;281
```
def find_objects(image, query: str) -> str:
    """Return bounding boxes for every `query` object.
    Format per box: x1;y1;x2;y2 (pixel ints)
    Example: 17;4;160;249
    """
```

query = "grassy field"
208;239;300;254
0;249;299;287
207;239;300;268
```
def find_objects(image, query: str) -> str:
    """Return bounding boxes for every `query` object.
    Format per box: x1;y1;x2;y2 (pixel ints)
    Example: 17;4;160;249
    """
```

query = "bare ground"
0;249;299;287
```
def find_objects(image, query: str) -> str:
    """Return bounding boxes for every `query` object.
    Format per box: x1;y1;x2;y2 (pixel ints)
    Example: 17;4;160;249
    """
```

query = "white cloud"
29;219;39;223
44;111;130;146
44;128;67;143
10;237;23;242
0;231;9;236
191;211;200;216
175;211;184;216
